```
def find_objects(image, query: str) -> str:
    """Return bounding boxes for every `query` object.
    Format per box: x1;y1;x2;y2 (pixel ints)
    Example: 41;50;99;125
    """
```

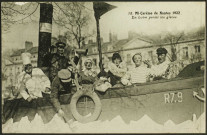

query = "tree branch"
13;3;39;22
1;6;26;15
175;33;183;44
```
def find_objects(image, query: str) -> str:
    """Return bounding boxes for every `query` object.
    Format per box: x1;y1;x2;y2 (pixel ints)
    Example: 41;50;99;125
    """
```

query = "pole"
37;3;53;67
95;17;103;72
93;2;116;72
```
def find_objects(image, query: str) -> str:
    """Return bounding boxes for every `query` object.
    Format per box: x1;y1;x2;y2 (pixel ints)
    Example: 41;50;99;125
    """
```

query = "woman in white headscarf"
79;58;98;84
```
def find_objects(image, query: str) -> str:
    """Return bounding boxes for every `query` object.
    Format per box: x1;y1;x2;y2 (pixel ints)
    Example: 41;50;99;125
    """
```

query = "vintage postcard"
1;1;206;133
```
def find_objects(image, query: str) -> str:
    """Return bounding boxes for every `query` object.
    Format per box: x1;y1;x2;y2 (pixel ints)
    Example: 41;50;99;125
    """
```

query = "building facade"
4;36;205;88
82;36;205;74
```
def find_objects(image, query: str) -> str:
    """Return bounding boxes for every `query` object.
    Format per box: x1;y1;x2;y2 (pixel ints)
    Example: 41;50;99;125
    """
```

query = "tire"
70;90;102;123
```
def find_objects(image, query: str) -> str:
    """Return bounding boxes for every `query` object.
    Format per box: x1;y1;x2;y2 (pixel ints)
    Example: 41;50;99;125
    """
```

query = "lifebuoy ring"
70;90;102;123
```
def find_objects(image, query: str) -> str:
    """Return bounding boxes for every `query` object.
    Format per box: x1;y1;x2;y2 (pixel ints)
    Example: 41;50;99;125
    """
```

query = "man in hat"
144;47;170;80
50;69;82;117
17;52;51;102
47;42;79;82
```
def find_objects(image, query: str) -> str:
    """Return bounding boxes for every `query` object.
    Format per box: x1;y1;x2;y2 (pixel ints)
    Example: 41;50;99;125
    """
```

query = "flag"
93;2;116;19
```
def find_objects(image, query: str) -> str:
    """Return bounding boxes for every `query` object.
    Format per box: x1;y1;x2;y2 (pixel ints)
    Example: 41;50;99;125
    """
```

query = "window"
108;46;113;51
127;54;131;64
17;71;20;76
92;47;98;53
195;45;200;53
108;57;112;61
93;58;97;66
148;51;153;60
17;67;20;72
182;47;188;59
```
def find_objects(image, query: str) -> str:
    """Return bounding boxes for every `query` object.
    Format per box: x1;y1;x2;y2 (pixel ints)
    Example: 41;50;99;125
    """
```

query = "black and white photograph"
1;1;206;133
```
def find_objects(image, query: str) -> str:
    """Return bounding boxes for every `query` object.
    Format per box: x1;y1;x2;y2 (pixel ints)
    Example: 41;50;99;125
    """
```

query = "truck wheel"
70;90;102;123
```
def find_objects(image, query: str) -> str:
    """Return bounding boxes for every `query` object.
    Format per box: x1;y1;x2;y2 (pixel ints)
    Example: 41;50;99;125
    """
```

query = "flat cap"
58;69;71;82
156;47;168;54
56;42;66;48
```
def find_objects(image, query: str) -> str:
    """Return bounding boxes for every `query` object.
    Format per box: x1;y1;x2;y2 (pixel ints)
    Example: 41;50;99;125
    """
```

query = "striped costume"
122;65;150;84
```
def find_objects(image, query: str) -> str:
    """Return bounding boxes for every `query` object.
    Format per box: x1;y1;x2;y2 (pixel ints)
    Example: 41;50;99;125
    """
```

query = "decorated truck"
2;60;205;125
2;2;205;132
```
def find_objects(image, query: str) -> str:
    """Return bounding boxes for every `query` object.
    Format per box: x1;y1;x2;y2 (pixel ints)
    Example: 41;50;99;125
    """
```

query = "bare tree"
52;2;95;70
1;48;18;78
2;2;95;71
185;26;205;40
2;2;95;47
53;2;95;49
162;32;185;62
1;2;39;32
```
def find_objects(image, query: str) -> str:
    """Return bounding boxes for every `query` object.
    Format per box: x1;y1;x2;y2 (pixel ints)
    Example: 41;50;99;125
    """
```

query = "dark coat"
43;53;79;82
50;75;74;112
79;71;98;84
49;53;69;81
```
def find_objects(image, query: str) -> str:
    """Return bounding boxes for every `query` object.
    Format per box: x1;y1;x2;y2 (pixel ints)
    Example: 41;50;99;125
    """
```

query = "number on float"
164;93;170;103
177;92;183;102
170;93;175;103
164;92;183;103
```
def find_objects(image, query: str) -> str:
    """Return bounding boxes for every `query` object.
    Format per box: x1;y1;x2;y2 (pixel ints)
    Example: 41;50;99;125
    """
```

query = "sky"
100;2;205;41
15;2;28;5
2;2;205;52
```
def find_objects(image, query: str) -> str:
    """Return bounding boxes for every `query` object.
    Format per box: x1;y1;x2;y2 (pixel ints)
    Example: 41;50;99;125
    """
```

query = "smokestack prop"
37;3;53;67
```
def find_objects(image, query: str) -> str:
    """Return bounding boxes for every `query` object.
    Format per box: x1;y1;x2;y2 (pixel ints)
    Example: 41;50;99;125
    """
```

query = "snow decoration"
194;113;205;133
45;114;72;133
129;115;163;133
2;113;205;133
